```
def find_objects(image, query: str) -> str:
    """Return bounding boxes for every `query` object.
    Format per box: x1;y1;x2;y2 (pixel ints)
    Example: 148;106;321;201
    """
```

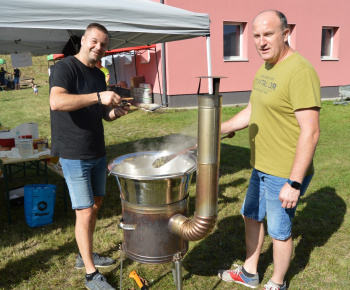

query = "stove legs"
119;244;183;290
119;244;124;290
172;253;183;290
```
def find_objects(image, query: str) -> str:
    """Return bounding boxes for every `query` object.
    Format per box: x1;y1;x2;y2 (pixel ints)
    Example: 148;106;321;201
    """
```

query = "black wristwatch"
287;179;301;190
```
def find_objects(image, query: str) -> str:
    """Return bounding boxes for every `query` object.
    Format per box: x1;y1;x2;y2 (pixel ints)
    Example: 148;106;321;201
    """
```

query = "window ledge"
321;57;339;61
224;58;249;62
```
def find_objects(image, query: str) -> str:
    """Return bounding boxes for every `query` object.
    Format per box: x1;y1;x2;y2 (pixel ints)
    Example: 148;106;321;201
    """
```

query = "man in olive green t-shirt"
219;10;321;290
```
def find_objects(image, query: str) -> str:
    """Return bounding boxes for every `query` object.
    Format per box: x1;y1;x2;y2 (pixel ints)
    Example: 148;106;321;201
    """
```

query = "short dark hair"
274;10;288;31
85;23;109;38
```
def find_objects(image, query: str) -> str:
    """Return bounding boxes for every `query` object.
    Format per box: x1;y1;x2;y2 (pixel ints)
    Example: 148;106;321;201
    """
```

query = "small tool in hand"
129;270;148;289
120;97;134;106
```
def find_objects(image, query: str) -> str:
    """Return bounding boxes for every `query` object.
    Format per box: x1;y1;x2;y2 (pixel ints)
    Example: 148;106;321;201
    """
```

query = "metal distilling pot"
109;77;224;290
107;151;196;264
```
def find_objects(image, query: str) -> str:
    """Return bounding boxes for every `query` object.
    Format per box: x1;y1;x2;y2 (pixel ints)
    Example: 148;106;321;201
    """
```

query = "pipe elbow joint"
169;213;217;241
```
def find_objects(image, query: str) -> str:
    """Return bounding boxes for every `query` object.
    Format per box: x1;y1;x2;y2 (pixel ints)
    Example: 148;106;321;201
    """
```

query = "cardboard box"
130;76;145;88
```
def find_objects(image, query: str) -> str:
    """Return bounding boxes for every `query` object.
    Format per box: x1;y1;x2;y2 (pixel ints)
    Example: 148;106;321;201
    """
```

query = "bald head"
253;10;288;33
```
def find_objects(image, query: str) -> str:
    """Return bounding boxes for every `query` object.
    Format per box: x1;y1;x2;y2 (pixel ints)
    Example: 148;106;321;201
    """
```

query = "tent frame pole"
206;36;213;94
160;0;168;107
161;42;168;106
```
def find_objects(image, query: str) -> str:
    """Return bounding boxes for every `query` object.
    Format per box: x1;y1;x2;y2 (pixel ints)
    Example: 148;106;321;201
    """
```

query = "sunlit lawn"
0;84;349;289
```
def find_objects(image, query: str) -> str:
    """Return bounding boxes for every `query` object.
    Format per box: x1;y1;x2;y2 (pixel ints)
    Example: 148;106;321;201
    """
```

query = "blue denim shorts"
14;77;20;84
241;169;313;240
60;156;107;210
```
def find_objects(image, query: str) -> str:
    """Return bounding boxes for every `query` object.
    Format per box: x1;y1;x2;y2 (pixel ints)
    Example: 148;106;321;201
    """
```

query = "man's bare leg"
270;237;293;285
243;216;265;275
75;197;103;273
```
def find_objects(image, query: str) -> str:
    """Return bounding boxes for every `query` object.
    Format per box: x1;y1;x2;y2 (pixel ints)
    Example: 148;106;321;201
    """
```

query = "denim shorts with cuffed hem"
60;156;107;210
240;168;313;240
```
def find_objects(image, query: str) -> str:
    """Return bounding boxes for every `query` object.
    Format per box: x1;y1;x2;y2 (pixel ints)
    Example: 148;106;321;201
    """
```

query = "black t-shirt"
0;70;6;81
49;56;107;159
13;69;20;78
0;70;6;80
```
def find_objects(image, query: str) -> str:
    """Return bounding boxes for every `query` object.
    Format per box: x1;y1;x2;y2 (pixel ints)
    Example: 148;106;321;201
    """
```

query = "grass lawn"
0;82;349;289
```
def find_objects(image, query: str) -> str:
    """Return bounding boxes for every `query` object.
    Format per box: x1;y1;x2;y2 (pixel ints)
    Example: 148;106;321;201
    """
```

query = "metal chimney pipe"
169;77;222;241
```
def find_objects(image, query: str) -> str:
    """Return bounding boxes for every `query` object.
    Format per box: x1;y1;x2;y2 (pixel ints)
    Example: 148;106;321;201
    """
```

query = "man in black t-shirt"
13;68;21;90
0;67;7;86
50;23;129;290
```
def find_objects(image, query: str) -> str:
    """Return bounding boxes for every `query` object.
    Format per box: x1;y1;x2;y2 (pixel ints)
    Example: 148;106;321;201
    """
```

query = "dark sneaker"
263;279;287;290
76;252;115;269
85;272;116;290
218;264;259;288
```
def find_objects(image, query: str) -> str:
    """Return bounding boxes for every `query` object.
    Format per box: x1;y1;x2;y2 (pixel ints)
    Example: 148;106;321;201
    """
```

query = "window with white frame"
321;27;334;59
223;22;244;61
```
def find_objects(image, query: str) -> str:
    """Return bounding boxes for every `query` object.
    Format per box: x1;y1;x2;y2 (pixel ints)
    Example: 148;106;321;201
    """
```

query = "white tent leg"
206;36;213;94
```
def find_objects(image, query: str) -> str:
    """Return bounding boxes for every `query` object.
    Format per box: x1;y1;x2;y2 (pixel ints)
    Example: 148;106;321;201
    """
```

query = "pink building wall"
146;0;350;104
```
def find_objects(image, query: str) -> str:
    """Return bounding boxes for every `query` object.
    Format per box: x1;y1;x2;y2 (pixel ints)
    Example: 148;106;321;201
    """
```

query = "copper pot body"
120;197;188;264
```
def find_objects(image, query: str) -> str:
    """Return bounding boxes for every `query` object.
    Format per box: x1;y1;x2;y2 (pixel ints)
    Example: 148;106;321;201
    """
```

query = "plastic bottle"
15;130;20;149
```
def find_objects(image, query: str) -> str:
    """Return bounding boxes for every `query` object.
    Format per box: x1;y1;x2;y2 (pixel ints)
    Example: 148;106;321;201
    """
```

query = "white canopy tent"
1;0;209;51
1;0;212;94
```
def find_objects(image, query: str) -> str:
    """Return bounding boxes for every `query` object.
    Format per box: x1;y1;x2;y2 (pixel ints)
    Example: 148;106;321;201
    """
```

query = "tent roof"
0;0;210;55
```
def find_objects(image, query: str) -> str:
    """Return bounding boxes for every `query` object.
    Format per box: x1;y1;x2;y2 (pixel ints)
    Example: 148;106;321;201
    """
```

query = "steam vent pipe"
169;77;223;241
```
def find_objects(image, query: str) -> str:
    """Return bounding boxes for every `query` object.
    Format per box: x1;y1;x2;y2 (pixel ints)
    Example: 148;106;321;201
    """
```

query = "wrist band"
97;92;102;105
114;108;120;119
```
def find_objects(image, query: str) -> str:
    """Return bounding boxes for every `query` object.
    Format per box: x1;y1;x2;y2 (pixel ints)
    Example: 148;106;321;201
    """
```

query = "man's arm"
221;101;252;134
50;86;121;111
279;107;320;208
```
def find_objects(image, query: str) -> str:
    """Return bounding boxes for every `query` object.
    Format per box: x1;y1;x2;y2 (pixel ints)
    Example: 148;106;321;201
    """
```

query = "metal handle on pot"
118;218;137;230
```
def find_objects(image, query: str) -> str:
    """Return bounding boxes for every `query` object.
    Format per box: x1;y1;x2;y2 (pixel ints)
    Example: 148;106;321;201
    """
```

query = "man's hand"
99;91;121;107
226;132;236;138
279;182;300;209
113;104;130;118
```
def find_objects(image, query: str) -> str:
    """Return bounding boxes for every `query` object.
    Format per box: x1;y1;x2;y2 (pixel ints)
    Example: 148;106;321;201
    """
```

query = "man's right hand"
99;91;121;107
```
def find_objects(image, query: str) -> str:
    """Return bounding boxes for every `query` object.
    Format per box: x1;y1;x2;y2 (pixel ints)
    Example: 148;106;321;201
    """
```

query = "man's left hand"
279;183;300;208
113;104;130;118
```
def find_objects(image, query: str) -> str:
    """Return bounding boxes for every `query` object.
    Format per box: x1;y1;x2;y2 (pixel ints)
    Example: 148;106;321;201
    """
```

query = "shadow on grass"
287;187;346;284
0;237;122;289
0;136;252;287
258;187;346;285
0;239;76;288
182;186;345;288
183;213;246;277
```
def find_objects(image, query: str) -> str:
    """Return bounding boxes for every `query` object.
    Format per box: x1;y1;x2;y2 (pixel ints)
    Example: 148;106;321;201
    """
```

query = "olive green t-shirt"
249;52;321;178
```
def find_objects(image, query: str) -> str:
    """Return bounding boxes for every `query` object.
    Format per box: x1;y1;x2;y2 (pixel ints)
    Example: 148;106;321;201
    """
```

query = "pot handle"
118;218;137;230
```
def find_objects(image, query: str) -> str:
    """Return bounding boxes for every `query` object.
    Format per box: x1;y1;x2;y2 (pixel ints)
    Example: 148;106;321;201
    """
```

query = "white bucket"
141;89;153;104
17;139;33;158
